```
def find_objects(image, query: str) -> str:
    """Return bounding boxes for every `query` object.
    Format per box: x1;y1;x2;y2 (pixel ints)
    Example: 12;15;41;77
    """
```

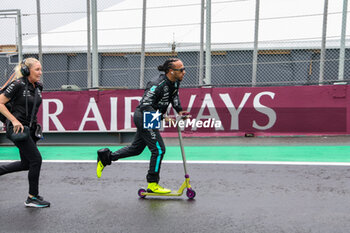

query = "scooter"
137;115;196;199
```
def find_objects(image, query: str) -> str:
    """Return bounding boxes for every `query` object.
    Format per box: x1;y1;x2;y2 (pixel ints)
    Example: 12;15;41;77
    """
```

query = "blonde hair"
13;57;40;81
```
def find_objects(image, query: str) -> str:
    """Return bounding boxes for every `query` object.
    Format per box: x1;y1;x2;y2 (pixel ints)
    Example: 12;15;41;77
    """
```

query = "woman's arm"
0;94;23;133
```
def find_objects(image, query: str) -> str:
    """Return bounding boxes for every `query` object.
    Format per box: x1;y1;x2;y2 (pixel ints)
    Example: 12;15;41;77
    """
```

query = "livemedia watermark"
143;110;222;130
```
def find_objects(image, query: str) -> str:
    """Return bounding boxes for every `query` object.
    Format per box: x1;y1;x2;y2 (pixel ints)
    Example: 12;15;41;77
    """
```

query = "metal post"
139;0;147;89
36;0;43;82
177;123;188;175
338;0;348;81
0;10;23;61
87;0;92;88
16;10;23;62
319;0;328;84
204;0;211;85
199;0;205;85
252;0;260;86
91;0;99;88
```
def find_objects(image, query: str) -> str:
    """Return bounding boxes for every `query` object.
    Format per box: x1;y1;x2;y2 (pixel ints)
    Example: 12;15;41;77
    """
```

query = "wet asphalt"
1;161;350;233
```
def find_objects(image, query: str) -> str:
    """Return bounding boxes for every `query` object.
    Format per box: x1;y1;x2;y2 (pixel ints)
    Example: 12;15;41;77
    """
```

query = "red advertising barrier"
35;85;349;137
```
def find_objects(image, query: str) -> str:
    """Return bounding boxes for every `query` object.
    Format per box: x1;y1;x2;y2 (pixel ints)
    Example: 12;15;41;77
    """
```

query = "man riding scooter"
96;58;189;194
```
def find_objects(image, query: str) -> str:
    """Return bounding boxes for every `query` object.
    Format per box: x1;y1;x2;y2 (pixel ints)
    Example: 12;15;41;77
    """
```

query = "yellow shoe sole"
96;161;104;178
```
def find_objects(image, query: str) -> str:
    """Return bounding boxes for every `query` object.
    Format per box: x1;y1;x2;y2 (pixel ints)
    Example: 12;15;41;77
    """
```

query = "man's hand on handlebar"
179;111;191;120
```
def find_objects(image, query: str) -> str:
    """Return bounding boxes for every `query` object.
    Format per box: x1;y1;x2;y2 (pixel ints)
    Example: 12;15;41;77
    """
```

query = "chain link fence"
0;0;349;90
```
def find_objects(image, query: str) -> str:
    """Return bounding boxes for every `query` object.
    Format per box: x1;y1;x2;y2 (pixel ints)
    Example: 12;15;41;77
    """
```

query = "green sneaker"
96;160;104;178
147;182;171;194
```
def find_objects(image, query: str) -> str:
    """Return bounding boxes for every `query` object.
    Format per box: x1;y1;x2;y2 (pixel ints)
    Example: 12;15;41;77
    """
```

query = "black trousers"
0;129;42;196
111;108;166;183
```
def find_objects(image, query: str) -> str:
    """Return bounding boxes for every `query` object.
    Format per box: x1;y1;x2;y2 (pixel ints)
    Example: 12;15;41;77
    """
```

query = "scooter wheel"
186;189;196;199
138;188;147;198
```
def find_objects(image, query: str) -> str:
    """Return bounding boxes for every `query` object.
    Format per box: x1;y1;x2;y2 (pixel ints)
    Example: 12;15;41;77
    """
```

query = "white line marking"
1;160;350;166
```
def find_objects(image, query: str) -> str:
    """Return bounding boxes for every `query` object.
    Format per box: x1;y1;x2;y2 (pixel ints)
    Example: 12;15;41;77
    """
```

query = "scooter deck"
140;191;184;197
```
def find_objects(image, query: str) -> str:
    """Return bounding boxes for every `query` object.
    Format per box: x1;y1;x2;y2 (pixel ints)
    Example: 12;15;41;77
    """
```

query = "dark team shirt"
138;74;183;116
4;77;43;126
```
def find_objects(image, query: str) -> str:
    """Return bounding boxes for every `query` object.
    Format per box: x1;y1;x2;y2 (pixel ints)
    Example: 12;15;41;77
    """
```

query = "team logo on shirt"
143;110;162;129
150;86;157;92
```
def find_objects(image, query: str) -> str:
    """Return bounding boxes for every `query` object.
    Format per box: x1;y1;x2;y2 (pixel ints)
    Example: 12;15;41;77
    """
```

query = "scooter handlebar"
176;114;192;121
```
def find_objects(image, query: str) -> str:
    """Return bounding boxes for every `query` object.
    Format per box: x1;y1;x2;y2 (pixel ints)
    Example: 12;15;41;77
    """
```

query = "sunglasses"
172;67;186;72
